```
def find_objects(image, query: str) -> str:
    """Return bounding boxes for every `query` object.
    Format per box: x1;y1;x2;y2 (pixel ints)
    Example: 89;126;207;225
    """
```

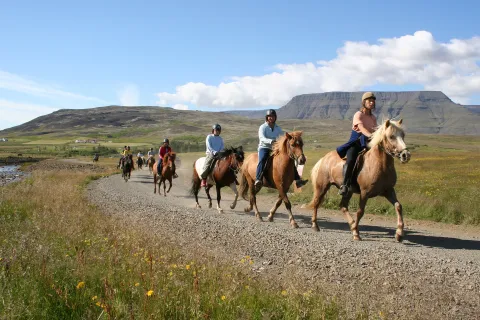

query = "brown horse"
238;132;306;227
153;152;176;196
309;119;411;241
136;156;144;170
191;146;244;213
147;157;155;174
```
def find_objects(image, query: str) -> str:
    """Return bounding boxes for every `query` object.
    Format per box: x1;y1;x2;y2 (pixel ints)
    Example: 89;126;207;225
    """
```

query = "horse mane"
272;131;303;156
216;147;235;159
164;152;176;163
368;119;404;148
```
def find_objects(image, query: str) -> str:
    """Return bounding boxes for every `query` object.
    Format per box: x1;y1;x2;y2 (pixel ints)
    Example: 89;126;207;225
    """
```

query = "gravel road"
84;159;480;319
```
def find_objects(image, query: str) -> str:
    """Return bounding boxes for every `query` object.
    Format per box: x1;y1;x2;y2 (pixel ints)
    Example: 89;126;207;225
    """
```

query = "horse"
190;146;244;213
308;119;411;242
238;132;306;227
137;156;144;170
122;154;134;182
153;152;176;196
147;157;155;174
93;153;99;163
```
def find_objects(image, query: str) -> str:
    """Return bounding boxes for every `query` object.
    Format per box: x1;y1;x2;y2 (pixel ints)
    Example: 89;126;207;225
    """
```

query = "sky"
1;0;479;130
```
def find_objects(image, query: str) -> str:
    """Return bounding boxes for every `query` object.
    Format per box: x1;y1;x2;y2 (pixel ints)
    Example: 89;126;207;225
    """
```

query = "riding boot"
339;161;355;195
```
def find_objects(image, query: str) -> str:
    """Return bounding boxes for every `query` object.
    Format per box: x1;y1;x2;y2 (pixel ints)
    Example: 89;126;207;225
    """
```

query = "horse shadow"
292;214;480;250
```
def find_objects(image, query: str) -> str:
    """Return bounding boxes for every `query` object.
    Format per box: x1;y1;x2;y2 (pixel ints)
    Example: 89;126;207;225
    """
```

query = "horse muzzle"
298;154;306;165
399;149;411;163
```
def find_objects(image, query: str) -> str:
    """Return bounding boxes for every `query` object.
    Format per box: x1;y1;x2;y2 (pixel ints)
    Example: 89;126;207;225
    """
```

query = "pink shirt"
352;111;377;134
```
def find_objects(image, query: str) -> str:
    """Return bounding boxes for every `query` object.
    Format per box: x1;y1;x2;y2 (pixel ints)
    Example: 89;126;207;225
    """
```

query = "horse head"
165;152;176;165
274;131;306;165
369;119;411;163
232;146;244;169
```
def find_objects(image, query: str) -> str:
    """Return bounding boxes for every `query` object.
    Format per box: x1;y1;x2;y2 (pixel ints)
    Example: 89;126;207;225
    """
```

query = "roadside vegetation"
0;162;360;319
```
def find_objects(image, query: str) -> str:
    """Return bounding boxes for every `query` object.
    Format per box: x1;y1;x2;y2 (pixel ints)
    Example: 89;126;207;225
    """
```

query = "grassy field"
0;163;363;319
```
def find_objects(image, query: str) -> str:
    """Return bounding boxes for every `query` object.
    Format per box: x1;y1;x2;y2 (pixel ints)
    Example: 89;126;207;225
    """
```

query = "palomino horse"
309;119;411;241
153;152;176;196
147;157;155;174
122;154;134;182
137;156;144;170
238;132;306;227
191;146;244;213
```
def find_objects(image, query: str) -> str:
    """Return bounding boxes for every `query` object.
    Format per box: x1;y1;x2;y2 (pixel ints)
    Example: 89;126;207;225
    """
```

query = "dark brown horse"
191;146;244;213
153;152;176;196
238;132;306;227
122;154;133;182
136;156;144;170
308;119;411;241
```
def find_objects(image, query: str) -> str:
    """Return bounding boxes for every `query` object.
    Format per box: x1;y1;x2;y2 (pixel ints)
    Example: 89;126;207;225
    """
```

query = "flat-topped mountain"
228;91;480;135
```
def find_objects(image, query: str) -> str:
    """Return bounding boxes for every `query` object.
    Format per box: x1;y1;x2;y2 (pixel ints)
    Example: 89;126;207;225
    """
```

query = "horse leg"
281;193;299;229
350;195;367;241
229;182;238;209
163;178;167;196
267;197;283;222
215;185;223;213
311;183;330;231
385;188;404;242
205;185;213;208
153;174;157;193
243;182;254;213
251;191;263;222
167;178;172;193
340;193;356;231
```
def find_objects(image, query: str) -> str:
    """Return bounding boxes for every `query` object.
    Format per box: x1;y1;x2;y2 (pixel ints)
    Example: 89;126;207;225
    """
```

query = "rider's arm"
206;135;216;155
356;123;373;137
258;124;275;145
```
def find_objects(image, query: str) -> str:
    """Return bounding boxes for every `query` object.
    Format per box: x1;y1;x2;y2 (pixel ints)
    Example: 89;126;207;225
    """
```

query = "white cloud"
156;31;480;107
0;70;107;103
0;99;58;130
118;84;140;106
172;104;189;110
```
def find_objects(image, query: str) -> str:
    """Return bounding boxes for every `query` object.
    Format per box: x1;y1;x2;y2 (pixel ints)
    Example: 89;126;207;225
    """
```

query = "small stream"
0;165;29;186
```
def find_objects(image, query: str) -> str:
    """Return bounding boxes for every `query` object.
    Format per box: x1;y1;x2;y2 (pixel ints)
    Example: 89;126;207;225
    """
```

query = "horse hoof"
256;216;263;222
395;232;404;243
244;207;251;212
267;215;274;222
230;204;236;210
312;224;320;232
291;222;299;229
208;203;212;209
218;209;224;214
353;235;362;241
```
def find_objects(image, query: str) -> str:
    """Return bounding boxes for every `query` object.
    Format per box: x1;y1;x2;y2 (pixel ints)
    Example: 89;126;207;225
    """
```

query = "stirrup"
295;179;308;188
338;184;349;195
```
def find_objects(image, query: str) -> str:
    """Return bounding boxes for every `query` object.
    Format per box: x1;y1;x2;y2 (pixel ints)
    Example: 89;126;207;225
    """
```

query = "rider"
118;145;128;168
157;139;178;178
120;146;133;168
200;124;224;187
147;147;155;164
336;92;378;195
254;109;308;190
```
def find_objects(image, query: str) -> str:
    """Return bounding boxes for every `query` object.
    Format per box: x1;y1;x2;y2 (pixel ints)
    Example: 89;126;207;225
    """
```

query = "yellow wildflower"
221;295;226;301
76;281;85;289
186;265;191;270
134;283;140;287
281;290;287;296
147;290;154;297
240;258;245;264
91;296;97;301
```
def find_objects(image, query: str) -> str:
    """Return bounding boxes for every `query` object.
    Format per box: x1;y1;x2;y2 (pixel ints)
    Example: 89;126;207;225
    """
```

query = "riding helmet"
163;138;169;143
212;124;221;131
362;92;376;101
266;109;277;120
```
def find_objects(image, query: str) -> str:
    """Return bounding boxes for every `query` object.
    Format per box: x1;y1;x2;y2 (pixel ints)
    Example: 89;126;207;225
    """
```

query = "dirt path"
83;157;480;319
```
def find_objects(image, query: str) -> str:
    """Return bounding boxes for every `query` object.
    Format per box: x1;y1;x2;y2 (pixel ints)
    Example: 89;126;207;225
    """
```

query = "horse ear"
238;146;243;151
385;119;391;128
285;132;292;139
398;118;403;125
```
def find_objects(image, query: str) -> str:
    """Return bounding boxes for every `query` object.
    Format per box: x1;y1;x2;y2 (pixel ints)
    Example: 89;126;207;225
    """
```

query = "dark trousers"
343;141;362;186
256;148;301;181
156;158;163;173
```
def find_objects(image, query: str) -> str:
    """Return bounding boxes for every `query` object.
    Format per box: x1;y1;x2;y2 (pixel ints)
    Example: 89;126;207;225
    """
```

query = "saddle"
342;149;366;192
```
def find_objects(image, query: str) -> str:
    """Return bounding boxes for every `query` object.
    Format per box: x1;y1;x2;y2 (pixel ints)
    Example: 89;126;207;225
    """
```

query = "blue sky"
1;0;479;130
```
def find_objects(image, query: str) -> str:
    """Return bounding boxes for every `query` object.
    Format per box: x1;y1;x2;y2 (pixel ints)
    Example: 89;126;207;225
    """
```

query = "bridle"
286;138;305;162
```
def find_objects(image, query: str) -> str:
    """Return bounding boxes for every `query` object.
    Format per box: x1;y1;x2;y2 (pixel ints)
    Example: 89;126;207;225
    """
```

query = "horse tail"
306;157;324;209
237;169;249;201
189;161;200;196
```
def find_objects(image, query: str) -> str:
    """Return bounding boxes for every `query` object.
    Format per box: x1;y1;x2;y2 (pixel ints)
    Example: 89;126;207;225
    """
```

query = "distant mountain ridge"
227;91;480;135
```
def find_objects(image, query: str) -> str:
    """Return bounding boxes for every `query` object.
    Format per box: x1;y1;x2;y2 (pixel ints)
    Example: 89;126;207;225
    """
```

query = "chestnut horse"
238;132;306;227
309;119;411;241
153;152;176;196
190;146;244;213
147;157;155;174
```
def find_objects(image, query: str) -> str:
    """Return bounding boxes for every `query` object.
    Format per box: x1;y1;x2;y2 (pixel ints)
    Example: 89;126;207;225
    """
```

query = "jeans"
256;148;301;181
157;158;163;173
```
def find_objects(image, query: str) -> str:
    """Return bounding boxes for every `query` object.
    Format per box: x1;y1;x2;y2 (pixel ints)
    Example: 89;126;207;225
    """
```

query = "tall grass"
0;166;371;319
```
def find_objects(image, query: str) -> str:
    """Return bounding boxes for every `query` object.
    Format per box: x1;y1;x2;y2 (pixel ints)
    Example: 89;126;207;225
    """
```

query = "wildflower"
76;281;85;289
169;271;173;277
240;258;245;264
134;283;140;287
91;296;97;301
221;295;226;301
249;260;254;265
281;290;287;296
186;265;191;270
245;285;249;289
147;290;154;297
